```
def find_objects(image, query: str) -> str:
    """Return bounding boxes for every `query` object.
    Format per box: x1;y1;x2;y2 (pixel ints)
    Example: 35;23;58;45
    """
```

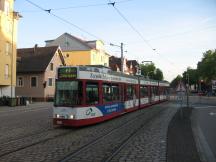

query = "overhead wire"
107;0;157;53
106;0;187;74
20;0;135;13
24;0;102;40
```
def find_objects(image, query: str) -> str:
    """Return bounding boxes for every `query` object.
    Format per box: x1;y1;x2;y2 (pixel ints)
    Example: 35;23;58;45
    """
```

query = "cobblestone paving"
0;103;53;143
110;104;178;162
0;102;177;162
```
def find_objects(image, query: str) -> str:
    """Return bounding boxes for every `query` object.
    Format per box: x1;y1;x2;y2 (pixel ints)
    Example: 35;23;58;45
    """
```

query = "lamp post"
110;43;124;73
137;61;152;76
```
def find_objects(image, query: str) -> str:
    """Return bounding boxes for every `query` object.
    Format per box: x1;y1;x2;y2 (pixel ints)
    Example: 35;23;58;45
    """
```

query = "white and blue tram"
53;66;169;127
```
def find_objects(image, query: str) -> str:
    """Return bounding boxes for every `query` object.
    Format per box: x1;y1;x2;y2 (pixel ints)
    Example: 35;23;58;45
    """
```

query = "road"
190;96;216;162
0;102;178;162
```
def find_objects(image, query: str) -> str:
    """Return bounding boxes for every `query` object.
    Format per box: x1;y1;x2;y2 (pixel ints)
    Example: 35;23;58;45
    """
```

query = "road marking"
209;112;216;116
191;111;216;162
194;106;216;109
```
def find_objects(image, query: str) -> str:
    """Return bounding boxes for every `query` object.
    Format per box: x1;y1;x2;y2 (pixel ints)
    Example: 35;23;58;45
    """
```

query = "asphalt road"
190;96;216;162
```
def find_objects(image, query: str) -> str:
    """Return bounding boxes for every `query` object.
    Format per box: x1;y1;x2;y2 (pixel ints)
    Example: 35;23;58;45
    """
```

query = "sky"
14;0;216;81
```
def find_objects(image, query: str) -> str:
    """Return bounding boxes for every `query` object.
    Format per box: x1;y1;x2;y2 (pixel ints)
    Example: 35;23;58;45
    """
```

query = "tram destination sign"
58;67;77;79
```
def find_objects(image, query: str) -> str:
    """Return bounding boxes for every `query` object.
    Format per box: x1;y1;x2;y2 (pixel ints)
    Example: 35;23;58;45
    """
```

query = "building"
109;56;138;75
126;60;139;75
16;45;65;101
45;33;110;67
0;0;20;98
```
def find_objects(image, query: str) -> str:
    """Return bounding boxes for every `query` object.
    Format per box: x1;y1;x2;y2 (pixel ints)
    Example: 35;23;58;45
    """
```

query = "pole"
120;42;123;73
186;73;189;108
11;12;14;99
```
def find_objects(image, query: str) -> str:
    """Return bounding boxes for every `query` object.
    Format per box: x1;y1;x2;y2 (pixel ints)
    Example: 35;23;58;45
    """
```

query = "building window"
5;42;10;55
31;76;37;87
48;78;53;87
5;64;9;79
4;1;10;16
50;63;54;71
17;77;24;87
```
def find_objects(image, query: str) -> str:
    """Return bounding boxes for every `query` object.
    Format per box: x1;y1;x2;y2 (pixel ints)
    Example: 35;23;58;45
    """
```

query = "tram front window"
55;81;82;106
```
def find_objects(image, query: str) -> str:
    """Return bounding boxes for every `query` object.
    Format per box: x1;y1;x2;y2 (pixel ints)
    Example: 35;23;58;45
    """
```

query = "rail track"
59;106;166;162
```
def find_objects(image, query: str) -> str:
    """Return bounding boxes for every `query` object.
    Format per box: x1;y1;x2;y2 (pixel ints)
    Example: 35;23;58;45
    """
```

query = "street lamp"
136;61;153;76
141;61;152;64
110;43;124;73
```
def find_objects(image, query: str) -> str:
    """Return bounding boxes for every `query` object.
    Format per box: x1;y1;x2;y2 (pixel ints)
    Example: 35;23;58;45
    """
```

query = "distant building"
126;60;139;75
0;0;20;98
45;33;110;67
109;56;138;75
16;46;65;101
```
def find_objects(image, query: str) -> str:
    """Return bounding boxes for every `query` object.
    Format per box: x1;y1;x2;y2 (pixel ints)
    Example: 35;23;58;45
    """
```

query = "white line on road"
209;112;216;116
194;106;216;109
191;111;216;162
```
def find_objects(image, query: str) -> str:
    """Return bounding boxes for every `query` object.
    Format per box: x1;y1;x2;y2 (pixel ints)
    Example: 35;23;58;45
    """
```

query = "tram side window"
140;86;148;97
103;83;112;102
151;86;155;96
155;87;159;95
160;87;165;95
112;84;120;101
86;83;99;105
127;85;135;100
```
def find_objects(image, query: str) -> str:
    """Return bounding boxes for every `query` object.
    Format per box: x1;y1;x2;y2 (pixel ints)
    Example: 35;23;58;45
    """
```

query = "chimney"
34;44;38;54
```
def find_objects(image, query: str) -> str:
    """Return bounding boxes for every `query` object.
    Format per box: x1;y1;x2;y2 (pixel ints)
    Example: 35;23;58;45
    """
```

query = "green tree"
140;63;164;80
153;68;164;80
197;49;216;84
182;67;198;86
170;75;182;88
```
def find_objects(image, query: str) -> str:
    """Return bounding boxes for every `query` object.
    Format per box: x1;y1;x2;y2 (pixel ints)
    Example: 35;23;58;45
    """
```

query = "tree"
153;68;164;81
170;75;182;88
197;49;216;84
182;67;198;86
140;63;164;80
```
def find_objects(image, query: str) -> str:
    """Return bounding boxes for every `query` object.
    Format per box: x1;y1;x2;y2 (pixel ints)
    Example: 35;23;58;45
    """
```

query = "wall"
0;0;19;98
63;50;91;66
15;73;45;99
44;50;64;99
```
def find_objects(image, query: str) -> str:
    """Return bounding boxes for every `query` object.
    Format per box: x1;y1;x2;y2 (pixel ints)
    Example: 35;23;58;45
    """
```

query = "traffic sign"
176;82;186;92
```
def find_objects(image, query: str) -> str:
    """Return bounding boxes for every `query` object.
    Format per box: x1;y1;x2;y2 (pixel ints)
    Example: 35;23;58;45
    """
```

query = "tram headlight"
69;114;74;119
56;114;60;118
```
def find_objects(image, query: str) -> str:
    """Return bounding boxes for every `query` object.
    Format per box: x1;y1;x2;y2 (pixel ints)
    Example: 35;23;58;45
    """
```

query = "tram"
53;66;169;127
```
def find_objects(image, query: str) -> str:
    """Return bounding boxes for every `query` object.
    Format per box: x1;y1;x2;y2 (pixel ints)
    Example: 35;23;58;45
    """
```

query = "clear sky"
15;0;216;81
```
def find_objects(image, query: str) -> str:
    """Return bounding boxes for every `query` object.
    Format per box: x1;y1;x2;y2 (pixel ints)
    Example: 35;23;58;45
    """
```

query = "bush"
0;96;10;106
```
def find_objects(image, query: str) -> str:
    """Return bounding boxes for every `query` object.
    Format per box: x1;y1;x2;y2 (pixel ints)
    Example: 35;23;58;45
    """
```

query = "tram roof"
58;66;169;86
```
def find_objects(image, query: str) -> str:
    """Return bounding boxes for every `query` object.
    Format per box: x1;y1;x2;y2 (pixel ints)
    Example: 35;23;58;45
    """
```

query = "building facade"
109;56;138;75
45;33;110;67
0;0;20;97
16;46;65;101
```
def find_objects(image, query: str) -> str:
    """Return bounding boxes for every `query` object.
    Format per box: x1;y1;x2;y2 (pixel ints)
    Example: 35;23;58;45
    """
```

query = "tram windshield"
55;81;82;106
